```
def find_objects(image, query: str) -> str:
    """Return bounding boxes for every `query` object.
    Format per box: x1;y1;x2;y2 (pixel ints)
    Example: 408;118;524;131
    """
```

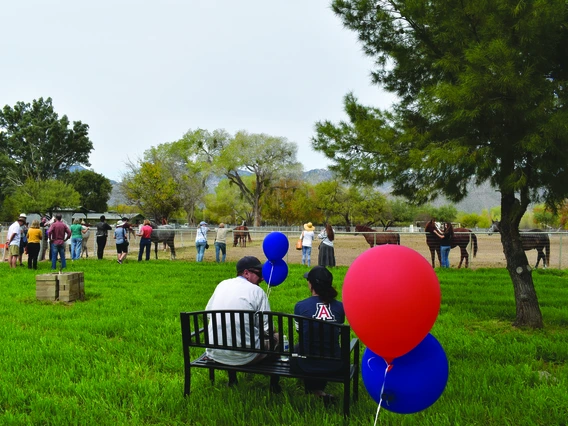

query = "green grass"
0;259;567;425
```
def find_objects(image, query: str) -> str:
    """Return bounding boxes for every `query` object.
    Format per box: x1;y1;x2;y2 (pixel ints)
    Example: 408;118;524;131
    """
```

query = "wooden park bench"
180;310;360;415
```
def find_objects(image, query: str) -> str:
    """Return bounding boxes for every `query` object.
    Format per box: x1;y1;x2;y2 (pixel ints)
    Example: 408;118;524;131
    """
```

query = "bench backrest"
180;310;352;362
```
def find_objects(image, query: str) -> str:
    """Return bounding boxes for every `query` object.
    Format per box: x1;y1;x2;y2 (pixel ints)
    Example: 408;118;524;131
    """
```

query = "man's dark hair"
100;215;106;221
55;214;62;221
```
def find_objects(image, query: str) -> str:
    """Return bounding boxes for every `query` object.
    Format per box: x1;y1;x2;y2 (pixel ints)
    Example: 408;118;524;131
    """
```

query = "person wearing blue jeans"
70;218;86;260
48;214;71;270
214;223;232;263
435;222;454;268
195;221;209;262
137;219;153;261
300;222;316;267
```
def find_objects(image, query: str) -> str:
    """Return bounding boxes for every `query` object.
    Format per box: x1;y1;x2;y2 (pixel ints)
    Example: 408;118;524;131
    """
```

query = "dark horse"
150;222;176;259
424;220;478;268
233;225;252;247
488;220;550;268
354;225;400;248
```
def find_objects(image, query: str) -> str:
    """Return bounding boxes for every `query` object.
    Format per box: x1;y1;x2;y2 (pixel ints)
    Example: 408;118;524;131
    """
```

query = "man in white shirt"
205;256;281;391
6;215;26;268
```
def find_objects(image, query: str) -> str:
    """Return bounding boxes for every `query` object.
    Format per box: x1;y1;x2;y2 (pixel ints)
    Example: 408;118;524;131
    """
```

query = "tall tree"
144;136;217;225
62;169;112;212
5;179;80;215
314;0;568;327
216;131;302;226
262;178;313;226
121;161;182;221
0;97;93;187
204;177;254;225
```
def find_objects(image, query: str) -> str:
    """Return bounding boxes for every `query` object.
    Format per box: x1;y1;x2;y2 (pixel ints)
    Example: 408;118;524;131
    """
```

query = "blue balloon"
262;232;289;261
262;259;288;287
362;333;448;414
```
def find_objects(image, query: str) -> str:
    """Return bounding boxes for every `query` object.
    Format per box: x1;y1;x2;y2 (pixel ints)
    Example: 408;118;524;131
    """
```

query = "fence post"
559;233;562;269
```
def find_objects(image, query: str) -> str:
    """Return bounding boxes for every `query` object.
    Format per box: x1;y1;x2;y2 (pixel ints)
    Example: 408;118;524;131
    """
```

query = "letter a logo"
313;303;335;321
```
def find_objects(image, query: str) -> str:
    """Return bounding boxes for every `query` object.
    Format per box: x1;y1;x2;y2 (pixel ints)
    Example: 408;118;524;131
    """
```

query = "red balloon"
342;245;440;360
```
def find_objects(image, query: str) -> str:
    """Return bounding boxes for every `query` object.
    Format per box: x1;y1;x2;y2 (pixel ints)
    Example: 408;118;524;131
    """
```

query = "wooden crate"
36;274;59;300
36;272;85;302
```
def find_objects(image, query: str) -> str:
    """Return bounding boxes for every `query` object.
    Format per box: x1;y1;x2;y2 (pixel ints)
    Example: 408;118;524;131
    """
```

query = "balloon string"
373;362;390;426
265;264;275;300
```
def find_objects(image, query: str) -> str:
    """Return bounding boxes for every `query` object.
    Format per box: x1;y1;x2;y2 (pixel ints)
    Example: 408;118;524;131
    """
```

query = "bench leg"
183;367;191;396
228;370;238;386
209;368;215;384
343;379;351;416
269;375;281;393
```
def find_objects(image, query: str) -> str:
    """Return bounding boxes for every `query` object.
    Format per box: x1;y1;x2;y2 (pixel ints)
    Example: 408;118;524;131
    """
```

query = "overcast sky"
2;0;395;181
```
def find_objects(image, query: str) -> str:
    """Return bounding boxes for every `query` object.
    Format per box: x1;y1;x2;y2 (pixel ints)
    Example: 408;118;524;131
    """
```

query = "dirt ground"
144;230;568;270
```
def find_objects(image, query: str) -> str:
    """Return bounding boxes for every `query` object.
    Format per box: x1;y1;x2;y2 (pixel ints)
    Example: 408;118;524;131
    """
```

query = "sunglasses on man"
247;268;263;281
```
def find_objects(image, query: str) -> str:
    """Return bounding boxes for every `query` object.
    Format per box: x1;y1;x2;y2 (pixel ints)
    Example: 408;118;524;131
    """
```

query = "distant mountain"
430;181;501;213
69;164;118;185
302;168;334;184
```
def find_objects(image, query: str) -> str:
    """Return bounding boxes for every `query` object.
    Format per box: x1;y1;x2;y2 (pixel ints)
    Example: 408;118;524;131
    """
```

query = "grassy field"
0;258;567;425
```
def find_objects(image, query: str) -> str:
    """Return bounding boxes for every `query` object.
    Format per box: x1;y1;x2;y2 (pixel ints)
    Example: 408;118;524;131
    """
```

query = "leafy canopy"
314;0;568;219
62;170;112;212
0;97;93;186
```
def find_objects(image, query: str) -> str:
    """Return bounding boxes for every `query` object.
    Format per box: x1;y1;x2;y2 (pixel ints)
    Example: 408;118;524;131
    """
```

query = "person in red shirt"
136;219;154;261
49;214;71;270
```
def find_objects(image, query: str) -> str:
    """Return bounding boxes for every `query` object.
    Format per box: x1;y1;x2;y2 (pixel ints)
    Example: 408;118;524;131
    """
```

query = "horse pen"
64;226;568;270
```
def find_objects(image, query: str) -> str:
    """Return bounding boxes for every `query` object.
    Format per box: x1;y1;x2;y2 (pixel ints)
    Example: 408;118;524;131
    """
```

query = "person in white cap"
6;215;26;268
195;221;209;262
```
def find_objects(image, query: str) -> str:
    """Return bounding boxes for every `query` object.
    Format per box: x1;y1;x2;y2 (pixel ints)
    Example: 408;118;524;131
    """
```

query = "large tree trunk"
253;198;261;227
500;195;543;328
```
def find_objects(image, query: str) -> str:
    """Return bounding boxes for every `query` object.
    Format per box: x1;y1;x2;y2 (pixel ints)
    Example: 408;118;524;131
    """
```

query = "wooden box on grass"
35;272;85;302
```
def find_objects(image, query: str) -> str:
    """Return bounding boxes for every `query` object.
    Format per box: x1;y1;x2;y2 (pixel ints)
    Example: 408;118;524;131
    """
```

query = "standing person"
39;215;51;261
26;220;42;270
69;218;87;260
95;215;113;260
205;256;280;391
6;215;26;269
49;214;71;271
114;220;129;264
214;223;233;263
434;222;454;268
195;221;209;262
136;219;153;261
121;217;135;241
80;220;91;258
300;222;316;267
293;266;345;405
18;216;28;266
317;223;336;267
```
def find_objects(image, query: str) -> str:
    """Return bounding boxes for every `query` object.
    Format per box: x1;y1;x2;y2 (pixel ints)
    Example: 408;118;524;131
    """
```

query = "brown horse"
424;220;478;268
233;225;252;247
489;220;550;268
354;225;400;248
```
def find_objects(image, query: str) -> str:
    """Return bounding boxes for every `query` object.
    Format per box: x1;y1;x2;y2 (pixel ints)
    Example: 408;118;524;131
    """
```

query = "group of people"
205;256;343;405
299;222;336;268
5;213;74;270
6;215;339;268
4;213;159;270
97;216;155;264
194;221;234;263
